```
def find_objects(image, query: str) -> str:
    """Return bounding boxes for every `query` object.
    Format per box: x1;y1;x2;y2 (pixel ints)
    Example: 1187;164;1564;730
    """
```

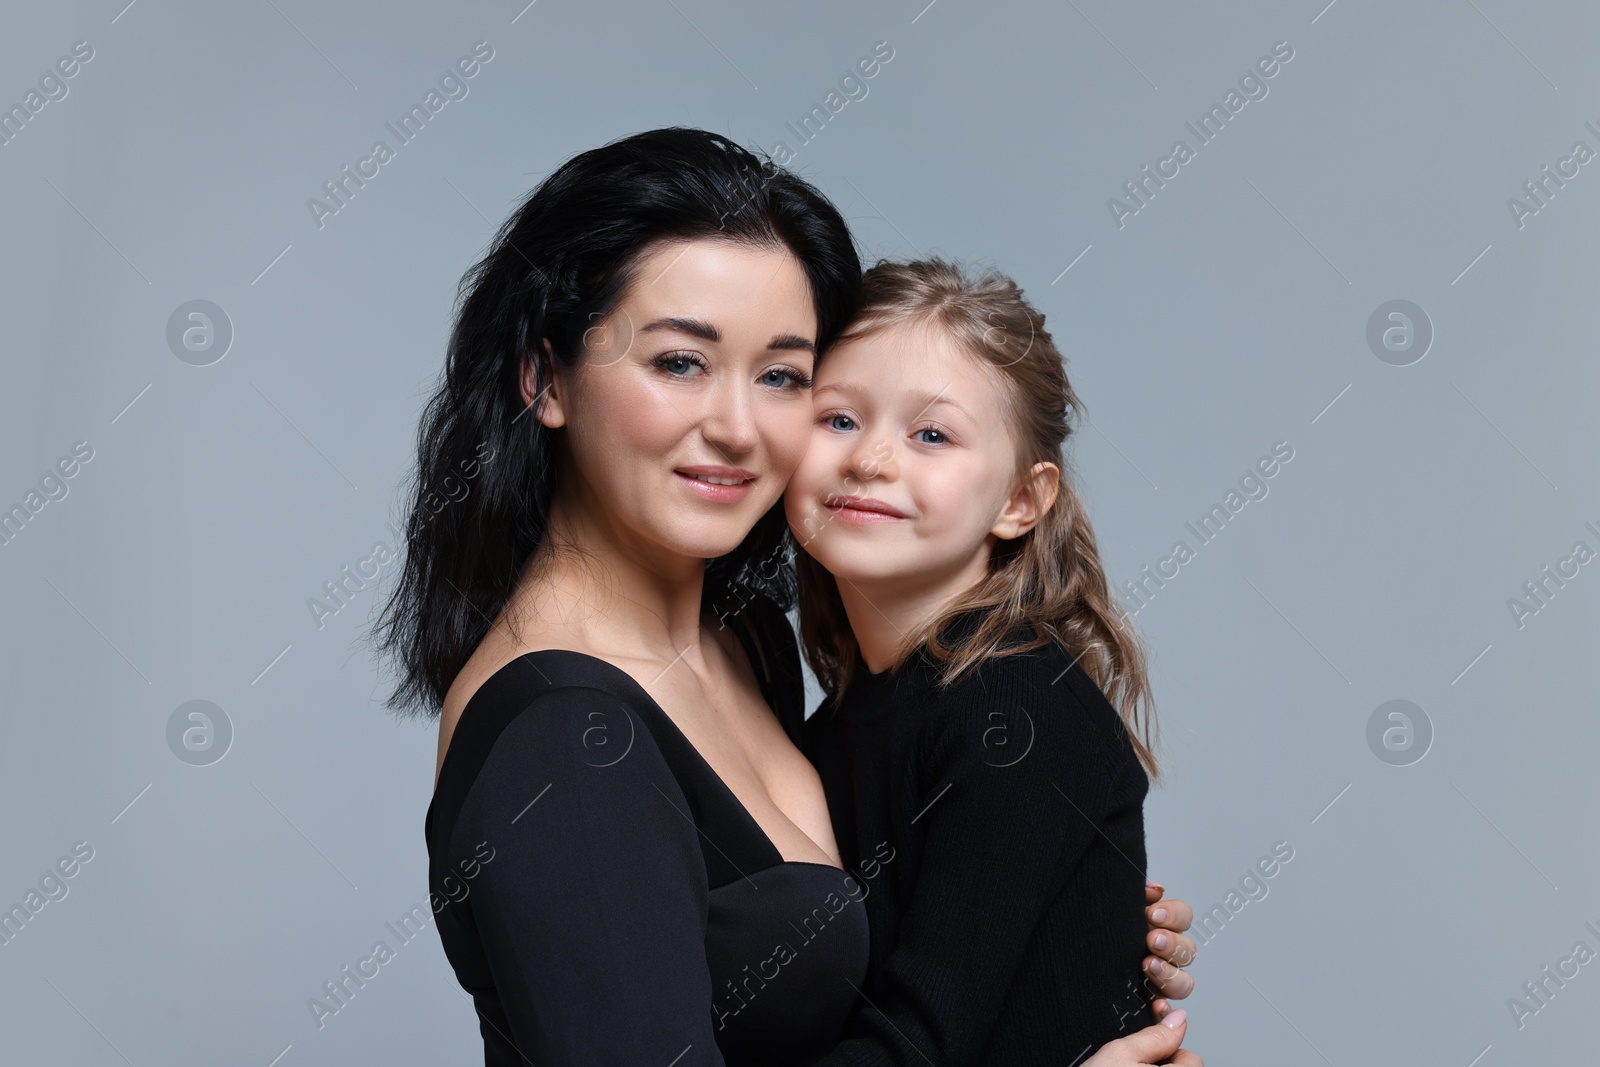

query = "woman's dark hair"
374;127;861;719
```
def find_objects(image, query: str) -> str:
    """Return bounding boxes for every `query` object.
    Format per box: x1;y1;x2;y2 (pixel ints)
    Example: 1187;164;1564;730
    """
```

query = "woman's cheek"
763;400;815;479
630;380;698;450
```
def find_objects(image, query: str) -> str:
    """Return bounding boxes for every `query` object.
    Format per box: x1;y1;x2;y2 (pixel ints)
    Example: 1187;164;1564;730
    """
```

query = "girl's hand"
1143;880;1197;1016
1082;1008;1202;1067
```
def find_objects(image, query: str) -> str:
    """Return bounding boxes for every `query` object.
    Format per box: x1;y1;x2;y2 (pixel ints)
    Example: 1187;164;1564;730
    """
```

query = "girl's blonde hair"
796;257;1160;776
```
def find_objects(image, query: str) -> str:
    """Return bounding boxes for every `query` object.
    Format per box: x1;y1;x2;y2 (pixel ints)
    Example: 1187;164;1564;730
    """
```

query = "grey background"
2;0;1595;1062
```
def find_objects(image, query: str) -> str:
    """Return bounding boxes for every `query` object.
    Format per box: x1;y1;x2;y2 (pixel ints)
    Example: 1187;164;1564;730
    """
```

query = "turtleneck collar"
835;638;948;725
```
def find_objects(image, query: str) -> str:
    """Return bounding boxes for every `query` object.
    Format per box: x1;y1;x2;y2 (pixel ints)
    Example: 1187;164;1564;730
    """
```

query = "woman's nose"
699;379;760;454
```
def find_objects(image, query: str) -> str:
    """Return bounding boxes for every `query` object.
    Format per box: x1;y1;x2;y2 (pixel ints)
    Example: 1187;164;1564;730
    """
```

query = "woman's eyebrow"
638;317;814;353
769;333;815;353
639;316;719;342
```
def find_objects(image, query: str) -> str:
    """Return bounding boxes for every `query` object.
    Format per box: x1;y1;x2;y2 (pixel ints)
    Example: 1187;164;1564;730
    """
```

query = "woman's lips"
823;495;909;523
675;465;756;503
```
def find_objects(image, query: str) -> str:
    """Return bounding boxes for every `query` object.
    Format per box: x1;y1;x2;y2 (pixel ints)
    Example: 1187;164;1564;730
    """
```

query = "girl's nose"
845;434;894;483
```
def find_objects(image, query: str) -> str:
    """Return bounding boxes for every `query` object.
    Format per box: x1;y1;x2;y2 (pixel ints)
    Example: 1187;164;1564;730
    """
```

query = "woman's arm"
1085;1009;1203;1067
449;686;726;1066
1143;882;1198;1017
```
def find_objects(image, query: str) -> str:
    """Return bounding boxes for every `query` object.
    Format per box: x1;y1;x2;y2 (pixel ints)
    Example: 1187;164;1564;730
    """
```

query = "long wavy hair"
795;258;1159;776
374;127;861;720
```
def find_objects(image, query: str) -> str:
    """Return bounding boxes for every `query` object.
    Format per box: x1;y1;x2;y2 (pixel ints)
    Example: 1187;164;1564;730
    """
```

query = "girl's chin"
802;548;904;586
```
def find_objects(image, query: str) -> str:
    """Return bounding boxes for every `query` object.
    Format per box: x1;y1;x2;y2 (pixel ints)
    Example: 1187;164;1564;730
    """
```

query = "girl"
788;257;1179;1063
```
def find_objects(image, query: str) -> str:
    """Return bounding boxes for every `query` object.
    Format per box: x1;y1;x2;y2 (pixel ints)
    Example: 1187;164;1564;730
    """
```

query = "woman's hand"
1082;1008;1202;1067
1143;880;1197;1017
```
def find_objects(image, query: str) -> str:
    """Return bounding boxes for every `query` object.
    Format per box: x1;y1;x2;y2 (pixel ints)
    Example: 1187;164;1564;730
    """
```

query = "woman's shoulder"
442;644;647;750
426;676;711;908
432;656;677;826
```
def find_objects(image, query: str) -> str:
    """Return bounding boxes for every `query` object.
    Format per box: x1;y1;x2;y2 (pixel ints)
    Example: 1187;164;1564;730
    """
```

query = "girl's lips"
675;467;756;503
824;495;908;523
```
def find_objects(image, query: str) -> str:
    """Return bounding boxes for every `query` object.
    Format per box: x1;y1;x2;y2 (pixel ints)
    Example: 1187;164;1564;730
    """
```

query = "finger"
1143;955;1196;1000
1103;1010;1186;1065
1146;928;1198;967
1149;996;1173;1021
1170;1051;1204;1067
1145;896;1193;933
1145;879;1165;906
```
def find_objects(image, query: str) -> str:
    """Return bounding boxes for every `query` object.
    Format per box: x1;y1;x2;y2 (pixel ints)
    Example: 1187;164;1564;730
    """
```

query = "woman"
377;127;1198;1066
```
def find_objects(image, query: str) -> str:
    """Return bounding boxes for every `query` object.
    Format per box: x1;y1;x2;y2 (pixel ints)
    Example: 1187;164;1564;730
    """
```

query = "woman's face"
529;237;818;564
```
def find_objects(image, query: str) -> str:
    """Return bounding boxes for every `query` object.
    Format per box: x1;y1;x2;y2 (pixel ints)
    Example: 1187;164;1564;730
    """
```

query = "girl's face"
528;237;818;564
785;319;1030;591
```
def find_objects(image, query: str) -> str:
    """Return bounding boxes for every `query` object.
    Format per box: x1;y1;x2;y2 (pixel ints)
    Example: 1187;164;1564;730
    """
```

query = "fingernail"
1147;958;1165;976
1146;878;1164;889
1154;932;1169;950
1152;908;1168;922
1161;1008;1186;1030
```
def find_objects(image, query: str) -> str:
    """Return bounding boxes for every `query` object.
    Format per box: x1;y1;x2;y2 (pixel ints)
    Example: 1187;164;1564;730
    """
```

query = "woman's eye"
762;367;811;389
914;427;946;445
654;352;705;376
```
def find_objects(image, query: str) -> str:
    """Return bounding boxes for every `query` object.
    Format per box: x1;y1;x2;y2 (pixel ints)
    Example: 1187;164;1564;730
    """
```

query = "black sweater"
803;630;1152;1066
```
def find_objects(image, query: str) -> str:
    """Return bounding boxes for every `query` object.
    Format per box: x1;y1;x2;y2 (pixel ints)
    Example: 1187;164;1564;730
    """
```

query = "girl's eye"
762;367;812;389
824;413;856;432
914;427;947;445
653;351;707;376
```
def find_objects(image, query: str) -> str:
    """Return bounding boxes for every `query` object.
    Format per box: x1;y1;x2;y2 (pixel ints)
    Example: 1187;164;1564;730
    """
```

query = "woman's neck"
506;493;711;663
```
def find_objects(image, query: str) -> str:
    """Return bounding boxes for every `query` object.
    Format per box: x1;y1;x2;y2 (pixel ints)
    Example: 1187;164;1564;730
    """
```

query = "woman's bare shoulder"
435;622;584;789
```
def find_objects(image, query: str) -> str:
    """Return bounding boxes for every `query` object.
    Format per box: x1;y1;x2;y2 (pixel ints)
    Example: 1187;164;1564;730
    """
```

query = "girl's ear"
991;460;1060;540
522;339;565;428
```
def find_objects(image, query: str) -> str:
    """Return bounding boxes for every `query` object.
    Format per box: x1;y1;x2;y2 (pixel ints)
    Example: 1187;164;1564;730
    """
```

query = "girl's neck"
836;545;992;674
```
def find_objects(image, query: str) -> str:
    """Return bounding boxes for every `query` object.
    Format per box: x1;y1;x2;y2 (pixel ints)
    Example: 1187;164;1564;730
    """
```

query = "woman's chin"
673;529;760;565
671;503;785;564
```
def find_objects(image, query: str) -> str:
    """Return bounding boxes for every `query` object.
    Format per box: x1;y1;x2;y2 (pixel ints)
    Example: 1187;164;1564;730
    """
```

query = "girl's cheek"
799;425;834;470
916;463;981;521
785;448;821;498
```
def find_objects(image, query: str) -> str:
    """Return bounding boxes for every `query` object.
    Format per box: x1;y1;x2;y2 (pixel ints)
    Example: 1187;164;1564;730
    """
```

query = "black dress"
425;597;870;1066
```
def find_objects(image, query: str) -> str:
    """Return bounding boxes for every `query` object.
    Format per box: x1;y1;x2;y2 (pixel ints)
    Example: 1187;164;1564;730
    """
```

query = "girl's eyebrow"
638;317;813;353
814;381;974;421
902;386;974;424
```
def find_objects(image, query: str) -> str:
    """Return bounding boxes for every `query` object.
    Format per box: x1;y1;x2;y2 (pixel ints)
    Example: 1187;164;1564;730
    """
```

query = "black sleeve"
814;675;1140;1067
453;685;727;1066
